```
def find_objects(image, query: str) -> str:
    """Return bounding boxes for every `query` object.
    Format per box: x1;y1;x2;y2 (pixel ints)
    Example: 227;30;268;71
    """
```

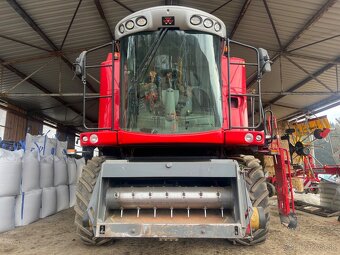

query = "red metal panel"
98;54;120;130
221;56;248;129
118;130;224;145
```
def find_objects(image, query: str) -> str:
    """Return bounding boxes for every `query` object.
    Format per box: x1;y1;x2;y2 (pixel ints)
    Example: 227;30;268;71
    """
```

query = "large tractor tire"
236;155;270;245
74;157;113;245
267;182;276;197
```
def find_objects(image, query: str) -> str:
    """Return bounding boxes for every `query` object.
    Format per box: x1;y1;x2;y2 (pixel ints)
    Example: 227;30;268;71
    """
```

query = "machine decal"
162;16;175;25
99;225;105;234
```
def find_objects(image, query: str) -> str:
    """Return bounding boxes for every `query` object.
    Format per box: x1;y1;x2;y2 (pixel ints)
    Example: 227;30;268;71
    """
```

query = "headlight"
245;133;254;143
119;24;125;33
203;18;213;28
256;134;262;141
214;22;221;32
190;15;202;25
136;16;147;26
125;20;134;30
82;136;88;142
90;134;98;144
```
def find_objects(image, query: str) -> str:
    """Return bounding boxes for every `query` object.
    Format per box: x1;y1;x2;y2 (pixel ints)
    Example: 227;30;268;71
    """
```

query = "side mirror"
259;48;271;73
74;51;87;76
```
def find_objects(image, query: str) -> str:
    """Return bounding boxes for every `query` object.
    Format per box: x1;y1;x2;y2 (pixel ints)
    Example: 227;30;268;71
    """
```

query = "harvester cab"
73;5;279;246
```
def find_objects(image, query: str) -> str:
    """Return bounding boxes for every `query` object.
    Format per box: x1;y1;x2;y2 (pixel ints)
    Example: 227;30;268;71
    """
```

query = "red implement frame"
274;148;296;222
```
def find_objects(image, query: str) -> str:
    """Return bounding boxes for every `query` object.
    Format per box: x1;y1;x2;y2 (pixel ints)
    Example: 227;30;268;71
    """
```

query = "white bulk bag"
75;157;85;181
56;140;68;158
67;158;77;185
15;189;42;226
69;184;76;207
0;149;23;196
0;148;24;159
54;156;68;186
25;133;45;156
21;153;40;192
0;196;15;233
43;137;57;156
40;155;54;188
56;185;69;212
40;187;57;218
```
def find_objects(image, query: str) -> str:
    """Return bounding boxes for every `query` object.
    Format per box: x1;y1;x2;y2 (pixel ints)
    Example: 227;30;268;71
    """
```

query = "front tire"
267;182;276;197
74;157;113;245
236;155;270;245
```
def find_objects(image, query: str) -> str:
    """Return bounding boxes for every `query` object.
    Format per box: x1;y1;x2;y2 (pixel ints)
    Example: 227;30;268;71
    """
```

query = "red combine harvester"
73;6;295;245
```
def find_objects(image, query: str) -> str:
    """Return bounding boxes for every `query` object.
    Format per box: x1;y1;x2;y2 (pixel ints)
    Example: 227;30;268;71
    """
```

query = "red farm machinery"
266;115;340;194
73;6;295;245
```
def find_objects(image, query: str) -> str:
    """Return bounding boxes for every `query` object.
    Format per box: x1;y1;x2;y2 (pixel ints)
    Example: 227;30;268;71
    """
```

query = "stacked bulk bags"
69;185;77;208
40;187;57;218
0;149;23;233
0;133;87;233
54;156;68;186
40;154;57;219
56;140;67;159
67;158;77;207
25;133;56;155
56;185;69;212
67;158;77;185
40;155;54;188
15;189;42;226
0;149;23;197
55;159;69;212
25;134;45;155
17;133;58;225
15;134;44;226
44;137;57;157
75;157;85;181
0;197;16;233
21;152;40;192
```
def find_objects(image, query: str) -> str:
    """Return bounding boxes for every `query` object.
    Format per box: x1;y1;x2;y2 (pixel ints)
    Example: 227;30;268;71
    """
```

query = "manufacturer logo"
162;16;175;26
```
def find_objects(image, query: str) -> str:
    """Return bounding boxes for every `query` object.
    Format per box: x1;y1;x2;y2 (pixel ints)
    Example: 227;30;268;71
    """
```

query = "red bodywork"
81;54;265;147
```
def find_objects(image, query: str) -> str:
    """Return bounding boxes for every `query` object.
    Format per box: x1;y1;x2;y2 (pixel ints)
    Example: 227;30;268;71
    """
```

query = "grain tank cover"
114;6;227;40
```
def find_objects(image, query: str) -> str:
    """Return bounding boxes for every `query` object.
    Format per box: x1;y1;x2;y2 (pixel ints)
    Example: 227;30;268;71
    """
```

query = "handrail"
227;38;263;130
81;42;114;130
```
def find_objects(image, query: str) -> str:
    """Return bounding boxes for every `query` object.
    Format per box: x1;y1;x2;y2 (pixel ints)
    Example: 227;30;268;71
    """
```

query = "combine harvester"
73;5;296;245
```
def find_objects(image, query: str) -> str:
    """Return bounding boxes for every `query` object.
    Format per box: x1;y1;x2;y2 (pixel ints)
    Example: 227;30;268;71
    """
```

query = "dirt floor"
1;198;340;255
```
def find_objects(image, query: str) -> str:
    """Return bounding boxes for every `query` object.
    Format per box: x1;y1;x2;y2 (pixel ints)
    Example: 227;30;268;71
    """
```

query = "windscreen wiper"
127;28;169;128
134;28;169;84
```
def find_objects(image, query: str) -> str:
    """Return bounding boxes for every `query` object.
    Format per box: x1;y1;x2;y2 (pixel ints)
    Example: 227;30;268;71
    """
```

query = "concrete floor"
1;198;340;255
